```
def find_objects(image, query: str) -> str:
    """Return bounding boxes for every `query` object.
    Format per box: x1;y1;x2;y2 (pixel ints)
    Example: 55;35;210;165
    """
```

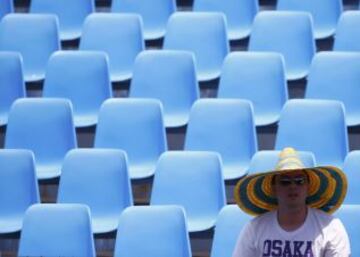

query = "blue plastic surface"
333;11;360;51
0;0;13;20
343;151;360;204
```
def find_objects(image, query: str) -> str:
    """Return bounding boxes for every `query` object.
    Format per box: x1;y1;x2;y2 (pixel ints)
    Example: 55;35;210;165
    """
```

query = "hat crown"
275;147;305;170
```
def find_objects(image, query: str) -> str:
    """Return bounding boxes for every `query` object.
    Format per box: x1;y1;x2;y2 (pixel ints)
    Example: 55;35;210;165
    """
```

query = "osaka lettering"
262;240;313;257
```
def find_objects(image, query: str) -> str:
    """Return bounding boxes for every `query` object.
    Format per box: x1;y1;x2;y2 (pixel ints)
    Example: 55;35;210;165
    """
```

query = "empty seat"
114;206;192;257
163;12;229;82
43;51;112;127
30;0;95;40
111;0;176;40
248;11;315;80
18;204;96;257
333;11;360;51
129;50;199;128
0;149;39;234
184;99;258;180
305;52;360;126
343;151;360;204
210;205;252;257
150;151;226;232
0;52;25;126
218;52;288;126
0;14;60;82
95;98;167;179
277;0;342;39
193;0;258;40
5;98;77;180
79;13;144;82
275;99;348;167
0;0;13;20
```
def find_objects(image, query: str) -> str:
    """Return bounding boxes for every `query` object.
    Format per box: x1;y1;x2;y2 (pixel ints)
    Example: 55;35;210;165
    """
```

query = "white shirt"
232;208;350;257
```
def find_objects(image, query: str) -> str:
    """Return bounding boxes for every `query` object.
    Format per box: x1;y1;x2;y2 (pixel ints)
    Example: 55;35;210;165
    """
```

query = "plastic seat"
30;0;95;41
0;150;39;234
193;0;258;40
5;98;77;180
94;98;167;179
0;52;25;126
247;150;316;175
210;205;252;257
43;51;112;127
0;0;13;20
111;0;176;40
333;11;360;51
334;205;360;257
129;50;199;128
114;206;192;257
275;99;348;167
342;151;360;204
79;13;144;82
248;11;315;80
277;0;342;39
163;12;229;82
184;99;257;180
150;151;226;232
305;52;360;126
0;14;60;82
57;149;133;234
218;52;288;126
18;204;96;257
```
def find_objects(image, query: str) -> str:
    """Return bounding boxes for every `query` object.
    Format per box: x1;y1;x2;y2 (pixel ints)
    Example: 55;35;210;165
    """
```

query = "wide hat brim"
234;166;347;216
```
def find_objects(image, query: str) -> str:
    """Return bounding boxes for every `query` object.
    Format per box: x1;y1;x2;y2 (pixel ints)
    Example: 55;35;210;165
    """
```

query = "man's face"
273;170;308;210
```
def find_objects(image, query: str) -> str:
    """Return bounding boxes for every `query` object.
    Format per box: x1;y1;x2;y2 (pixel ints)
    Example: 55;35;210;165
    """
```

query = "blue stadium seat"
275;99;348;167
163;12;229;82
129;50;199;128
30;0;95;41
218;52;288;126
305;52;360;127
111;0;176;40
5;98;77;180
248;11;315;80
79;13;145;82
43;51;112;127
57;149;133;234
333;11;360;51
94;98;167;180
193;0;259;40
18;204;96;257
343;151;360;204
277;0;342;39
0;150;39;234
0;52;25;126
0;0;13;20
210;205;252;257
184;99;257;180
150;151;226;232
114;206;192;257
0;14;60;82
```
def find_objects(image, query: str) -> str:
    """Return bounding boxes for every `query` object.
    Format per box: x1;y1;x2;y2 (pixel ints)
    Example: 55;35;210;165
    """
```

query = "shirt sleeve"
232;221;257;257
323;218;351;257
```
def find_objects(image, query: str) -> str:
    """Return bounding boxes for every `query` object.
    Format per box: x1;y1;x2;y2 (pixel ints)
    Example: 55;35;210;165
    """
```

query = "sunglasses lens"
279;177;306;186
279;179;292;186
294;177;306;185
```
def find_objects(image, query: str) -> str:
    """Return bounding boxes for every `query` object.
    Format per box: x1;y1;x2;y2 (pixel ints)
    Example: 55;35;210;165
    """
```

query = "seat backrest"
94;98;167;179
163;12;229;81
57;149;133;234
43;51;112;127
275;99;348;167
184;99;257;180
129;50;199;128
343;151;360;204
30;0;94;40
333;11;360;51
210;205;252;257
79;13;144;82
305;52;360;127
111;0;176;40
150;151;226;232
0;14;60;82
248;11;315;80
0;52;25;126
0;0;13;20
114;206;192;257
5;98;77;180
18;204;96;257
218;52;288;126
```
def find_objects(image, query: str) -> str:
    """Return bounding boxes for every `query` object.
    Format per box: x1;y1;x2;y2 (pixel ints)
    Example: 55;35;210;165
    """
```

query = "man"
232;147;350;257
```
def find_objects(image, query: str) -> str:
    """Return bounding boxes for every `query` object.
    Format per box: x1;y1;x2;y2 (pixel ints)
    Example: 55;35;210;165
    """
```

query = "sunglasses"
278;177;307;186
